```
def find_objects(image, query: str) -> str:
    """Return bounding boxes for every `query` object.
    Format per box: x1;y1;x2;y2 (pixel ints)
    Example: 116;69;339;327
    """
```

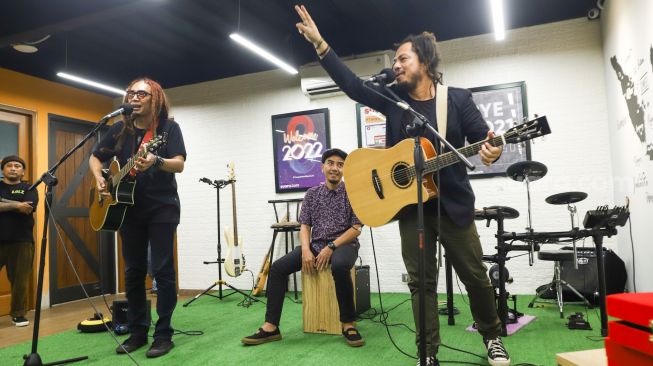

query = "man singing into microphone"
89;78;186;358
294;5;508;366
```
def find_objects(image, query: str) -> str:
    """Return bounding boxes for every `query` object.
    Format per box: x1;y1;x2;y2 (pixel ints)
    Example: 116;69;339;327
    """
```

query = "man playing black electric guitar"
241;148;364;347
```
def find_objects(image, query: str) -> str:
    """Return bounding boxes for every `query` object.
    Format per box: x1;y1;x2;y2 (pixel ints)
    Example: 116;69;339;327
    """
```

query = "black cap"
321;148;348;163
1;155;26;170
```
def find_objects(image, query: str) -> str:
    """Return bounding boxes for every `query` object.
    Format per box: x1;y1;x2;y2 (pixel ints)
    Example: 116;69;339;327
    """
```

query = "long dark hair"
107;77;170;154
395;32;443;84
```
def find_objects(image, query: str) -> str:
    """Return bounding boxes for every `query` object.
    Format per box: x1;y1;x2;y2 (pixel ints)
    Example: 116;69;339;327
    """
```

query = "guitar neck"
112;147;150;186
231;182;238;245
424;134;505;174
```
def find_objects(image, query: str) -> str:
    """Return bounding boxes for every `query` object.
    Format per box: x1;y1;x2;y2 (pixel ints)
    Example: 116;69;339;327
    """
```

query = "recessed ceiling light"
10;35;51;53
12;44;39;53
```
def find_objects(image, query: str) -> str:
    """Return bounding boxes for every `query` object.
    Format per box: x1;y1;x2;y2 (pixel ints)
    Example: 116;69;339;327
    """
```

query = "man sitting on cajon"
241;148;364;347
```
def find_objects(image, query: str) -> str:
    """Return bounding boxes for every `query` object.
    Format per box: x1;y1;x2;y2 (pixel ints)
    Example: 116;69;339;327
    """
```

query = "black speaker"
559;247;626;304
112;299;152;333
355;265;370;315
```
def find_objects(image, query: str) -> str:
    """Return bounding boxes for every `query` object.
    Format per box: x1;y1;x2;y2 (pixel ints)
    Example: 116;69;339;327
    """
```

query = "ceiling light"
490;0;506;41
230;33;298;75
57;72;126;95
12;44;39;53
11;35;52;53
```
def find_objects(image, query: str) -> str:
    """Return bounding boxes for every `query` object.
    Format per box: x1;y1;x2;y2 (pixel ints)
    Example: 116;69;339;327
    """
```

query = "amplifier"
355;265;371;315
112;299;151;334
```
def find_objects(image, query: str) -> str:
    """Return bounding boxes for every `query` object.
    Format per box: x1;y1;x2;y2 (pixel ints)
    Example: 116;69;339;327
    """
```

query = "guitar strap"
129;121;158;177
435;83;448;151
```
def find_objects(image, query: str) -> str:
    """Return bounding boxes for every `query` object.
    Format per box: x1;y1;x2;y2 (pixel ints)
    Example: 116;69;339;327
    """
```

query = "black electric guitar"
89;133;167;231
343;116;551;227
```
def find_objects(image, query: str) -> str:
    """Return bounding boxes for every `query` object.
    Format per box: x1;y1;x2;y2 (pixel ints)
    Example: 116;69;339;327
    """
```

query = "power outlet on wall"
401;273;410;282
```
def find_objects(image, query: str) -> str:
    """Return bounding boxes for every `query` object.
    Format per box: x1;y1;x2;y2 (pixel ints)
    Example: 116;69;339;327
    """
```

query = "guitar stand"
183;178;260;307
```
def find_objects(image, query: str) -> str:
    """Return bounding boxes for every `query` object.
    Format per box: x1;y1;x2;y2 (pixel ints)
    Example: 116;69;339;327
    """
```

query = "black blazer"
320;50;489;227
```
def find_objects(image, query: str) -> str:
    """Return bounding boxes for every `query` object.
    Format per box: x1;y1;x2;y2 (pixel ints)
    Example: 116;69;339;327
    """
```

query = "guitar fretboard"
110;137;161;186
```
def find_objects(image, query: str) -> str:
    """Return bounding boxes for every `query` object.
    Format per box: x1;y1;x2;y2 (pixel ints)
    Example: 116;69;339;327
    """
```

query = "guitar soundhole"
392;162;413;188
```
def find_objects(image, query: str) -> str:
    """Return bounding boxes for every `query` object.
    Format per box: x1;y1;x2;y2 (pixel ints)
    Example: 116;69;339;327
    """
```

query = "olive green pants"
399;211;501;357
0;242;34;318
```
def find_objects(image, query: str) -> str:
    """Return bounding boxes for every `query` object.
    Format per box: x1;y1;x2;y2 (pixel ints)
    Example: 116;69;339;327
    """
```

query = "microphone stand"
24;113;119;366
363;81;474;365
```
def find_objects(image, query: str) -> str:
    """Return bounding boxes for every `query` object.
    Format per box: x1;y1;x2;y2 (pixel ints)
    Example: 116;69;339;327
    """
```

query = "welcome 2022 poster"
271;108;330;193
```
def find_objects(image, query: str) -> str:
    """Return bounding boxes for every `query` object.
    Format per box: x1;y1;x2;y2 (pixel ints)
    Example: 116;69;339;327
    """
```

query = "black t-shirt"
0;181;39;243
92;118;187;224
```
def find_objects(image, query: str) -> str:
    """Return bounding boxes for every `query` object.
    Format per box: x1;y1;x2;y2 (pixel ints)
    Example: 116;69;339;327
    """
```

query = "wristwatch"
327;241;337;251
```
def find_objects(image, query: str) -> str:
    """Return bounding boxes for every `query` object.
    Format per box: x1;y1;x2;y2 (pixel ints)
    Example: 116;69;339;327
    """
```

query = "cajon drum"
302;266;356;335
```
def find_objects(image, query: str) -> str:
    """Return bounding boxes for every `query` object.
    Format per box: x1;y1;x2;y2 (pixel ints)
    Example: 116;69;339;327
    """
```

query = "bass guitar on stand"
224;162;246;277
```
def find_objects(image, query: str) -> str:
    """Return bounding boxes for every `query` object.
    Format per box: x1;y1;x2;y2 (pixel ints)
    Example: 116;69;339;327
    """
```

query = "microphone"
101;104;134;120
366;68;396;84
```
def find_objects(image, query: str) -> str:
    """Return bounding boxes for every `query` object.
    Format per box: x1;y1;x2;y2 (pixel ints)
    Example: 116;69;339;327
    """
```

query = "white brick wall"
601;0;653;292
167;17;615;296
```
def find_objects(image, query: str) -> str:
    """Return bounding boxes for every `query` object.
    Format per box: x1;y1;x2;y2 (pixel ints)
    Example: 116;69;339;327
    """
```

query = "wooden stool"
267;199;303;299
302;266;356;335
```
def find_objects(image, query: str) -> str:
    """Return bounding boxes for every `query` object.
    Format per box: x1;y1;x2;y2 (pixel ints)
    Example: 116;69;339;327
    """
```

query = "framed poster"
467;81;530;178
355;103;386;148
271;108;330;193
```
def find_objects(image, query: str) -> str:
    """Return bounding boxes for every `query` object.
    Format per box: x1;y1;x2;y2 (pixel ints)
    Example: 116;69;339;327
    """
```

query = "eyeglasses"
126;90;152;100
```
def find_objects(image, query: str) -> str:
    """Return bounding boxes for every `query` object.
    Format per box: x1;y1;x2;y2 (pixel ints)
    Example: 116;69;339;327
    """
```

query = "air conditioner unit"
299;50;394;99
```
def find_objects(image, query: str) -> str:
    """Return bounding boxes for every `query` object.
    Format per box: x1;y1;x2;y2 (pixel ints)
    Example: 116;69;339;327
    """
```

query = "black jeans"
265;244;359;326
120;222;177;341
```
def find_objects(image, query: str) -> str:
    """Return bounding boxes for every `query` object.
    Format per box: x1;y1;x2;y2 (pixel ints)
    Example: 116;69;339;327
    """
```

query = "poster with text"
271;108;330;193
356;103;387;148
468;81;531;178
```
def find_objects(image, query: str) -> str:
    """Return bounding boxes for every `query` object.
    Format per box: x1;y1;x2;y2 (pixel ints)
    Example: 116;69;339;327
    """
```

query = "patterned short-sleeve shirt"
298;182;361;254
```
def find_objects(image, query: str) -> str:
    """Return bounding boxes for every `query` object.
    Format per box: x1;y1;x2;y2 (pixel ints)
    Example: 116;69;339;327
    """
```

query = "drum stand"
506;160;548;266
478;206;523;336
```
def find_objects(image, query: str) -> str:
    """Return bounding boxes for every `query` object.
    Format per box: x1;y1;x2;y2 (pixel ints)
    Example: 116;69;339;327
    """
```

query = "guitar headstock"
503;116;551;144
227;161;235;181
145;132;168;153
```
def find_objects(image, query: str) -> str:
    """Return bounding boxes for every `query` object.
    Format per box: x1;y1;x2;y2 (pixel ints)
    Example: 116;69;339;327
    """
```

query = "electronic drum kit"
475;159;590;266
473;160;596;334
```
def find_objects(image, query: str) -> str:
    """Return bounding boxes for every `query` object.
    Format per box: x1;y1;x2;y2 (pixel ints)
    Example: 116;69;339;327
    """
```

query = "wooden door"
0;108;34;316
48;115;114;305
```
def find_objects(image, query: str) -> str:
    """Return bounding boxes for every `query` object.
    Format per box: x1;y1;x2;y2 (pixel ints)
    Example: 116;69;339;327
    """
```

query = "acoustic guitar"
343;116;551;227
224;162;246;277
89;133;167;231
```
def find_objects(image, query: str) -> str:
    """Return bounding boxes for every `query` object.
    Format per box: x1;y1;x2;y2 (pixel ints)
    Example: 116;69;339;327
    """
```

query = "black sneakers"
484;337;511;366
342;327;365;347
415;356;439;366
146;339;174;358
116;336;148;354
12;316;29;327
241;327;282;345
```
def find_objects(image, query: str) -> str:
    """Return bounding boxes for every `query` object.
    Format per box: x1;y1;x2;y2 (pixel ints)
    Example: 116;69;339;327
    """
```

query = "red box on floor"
605;293;653;365
605;338;653;366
